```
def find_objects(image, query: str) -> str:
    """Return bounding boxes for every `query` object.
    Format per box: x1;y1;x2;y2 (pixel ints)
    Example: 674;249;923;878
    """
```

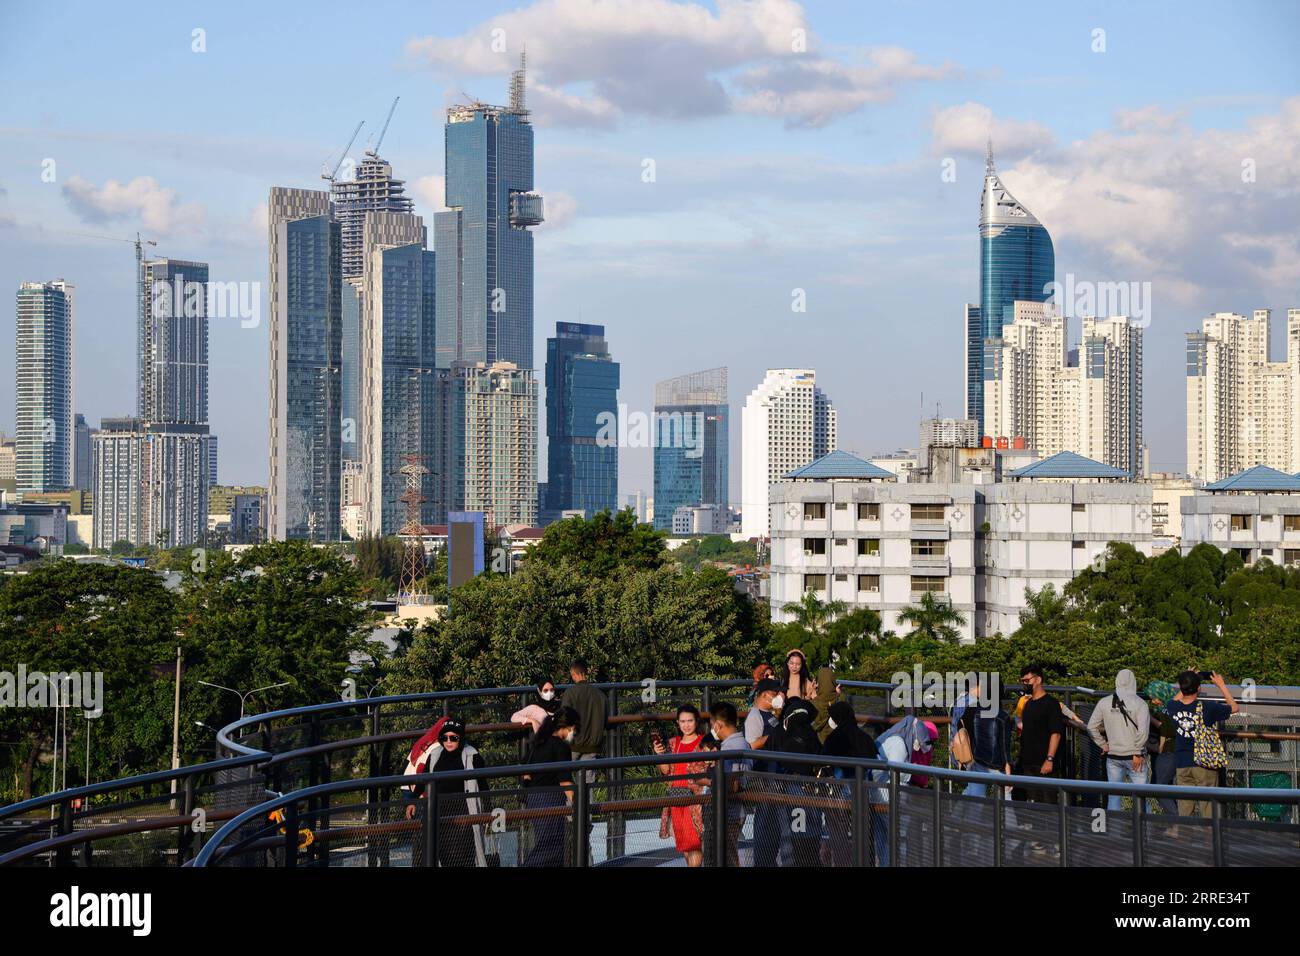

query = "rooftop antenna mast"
985;137;995;174
509;48;527;113
365;97;399;159
322;120;365;182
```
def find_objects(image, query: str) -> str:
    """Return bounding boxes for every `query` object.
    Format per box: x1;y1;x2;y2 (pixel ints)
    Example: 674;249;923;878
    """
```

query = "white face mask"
713;724;725;739
772;695;785;710
827;717;838;731
540;690;555;701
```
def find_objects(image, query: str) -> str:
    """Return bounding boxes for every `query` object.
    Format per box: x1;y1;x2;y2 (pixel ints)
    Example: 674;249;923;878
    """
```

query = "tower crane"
322;121;365;183
365;97;399;159
69;231;157;264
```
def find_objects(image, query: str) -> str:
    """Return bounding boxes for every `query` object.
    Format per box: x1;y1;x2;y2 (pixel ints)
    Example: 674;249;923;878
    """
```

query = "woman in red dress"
653;704;705;867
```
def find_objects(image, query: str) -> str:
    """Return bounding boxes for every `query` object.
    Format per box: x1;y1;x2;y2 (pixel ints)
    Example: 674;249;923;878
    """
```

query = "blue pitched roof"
784;450;895;480
1008;451;1128;479
1204;465;1300;492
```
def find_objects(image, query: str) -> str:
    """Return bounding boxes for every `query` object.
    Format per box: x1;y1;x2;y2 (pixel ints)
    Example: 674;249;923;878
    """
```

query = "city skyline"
2;1;1299;499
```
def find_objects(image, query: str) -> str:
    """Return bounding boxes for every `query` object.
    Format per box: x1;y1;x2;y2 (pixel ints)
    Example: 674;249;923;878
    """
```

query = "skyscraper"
73;413;93;491
741;368;837;538
652;367;728;532
1186;309;1300;481
435;56;544;371
208;434;218;487
15;280;74;493
436;362;538;527
267;187;342;541
968;147;1055;433
544;322;619;520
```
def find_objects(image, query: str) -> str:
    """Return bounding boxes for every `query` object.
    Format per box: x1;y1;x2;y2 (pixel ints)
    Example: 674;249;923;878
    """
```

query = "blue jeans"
1105;756;1148;812
1152;751;1178;814
963;763;999;800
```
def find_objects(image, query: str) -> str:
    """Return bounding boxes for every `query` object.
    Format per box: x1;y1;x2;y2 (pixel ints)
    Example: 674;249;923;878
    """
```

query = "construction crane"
69;231;157;264
365;97;399;159
322;120;364;183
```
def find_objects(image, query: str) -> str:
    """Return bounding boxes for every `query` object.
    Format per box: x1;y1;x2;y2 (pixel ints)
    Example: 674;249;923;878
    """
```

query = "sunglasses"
440;734;461;743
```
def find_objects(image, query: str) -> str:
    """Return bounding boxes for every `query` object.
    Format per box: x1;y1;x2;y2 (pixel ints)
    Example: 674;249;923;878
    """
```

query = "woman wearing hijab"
401;716;494;867
762;697;825;866
780;649;817;702
822;700;878;865
511;677;563;734
521;706;581;867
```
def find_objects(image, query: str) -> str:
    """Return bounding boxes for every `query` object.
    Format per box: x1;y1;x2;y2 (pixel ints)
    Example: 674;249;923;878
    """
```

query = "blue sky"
1;0;1297;502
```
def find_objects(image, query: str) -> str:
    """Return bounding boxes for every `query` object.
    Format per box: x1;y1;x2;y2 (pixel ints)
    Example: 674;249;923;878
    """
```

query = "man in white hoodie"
1087;669;1150;812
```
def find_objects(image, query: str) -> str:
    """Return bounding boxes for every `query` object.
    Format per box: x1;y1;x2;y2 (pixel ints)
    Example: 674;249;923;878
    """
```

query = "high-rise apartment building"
267;187;342;541
73;413;93;491
331;155;414;283
1186;309;1300;482
15;280;74;493
208;434;218;488
544;322;619;520
436;362;538;527
0;434;16;485
434;58;543;371
983;302;1143;476
967;148;1055;433
741;368;837;538
652;367;728;532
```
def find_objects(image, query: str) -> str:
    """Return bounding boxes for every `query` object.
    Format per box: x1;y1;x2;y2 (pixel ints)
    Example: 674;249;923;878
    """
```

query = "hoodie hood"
1115;669;1141;704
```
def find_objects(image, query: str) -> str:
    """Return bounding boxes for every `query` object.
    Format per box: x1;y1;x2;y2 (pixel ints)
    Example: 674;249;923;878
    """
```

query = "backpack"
1191;701;1228;771
950;724;974;768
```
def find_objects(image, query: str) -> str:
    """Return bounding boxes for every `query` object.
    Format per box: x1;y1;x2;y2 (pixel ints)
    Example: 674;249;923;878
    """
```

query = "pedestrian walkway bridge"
2;681;1298;868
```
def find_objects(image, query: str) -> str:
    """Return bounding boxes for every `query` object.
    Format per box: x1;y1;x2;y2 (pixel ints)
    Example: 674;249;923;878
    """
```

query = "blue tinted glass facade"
972;224;1054;431
544;322;619;517
283;215;341;540
340;281;360;462
374;245;437;534
435;105;537;370
652;404;728;531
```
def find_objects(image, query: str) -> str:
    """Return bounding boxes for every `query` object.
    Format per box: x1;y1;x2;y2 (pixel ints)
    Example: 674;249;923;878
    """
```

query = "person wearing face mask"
707;702;751;866
1014;664;1064;804
760;698;825;866
743;678;783;866
822;700;879;866
511;677;563;734
401;716;494;867
521;706;582;867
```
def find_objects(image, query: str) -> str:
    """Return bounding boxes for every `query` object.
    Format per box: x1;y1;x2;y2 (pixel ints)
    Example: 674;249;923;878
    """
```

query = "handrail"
193;747;1300;867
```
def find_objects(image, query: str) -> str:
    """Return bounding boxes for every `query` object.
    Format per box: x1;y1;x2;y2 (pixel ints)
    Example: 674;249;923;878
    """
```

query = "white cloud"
412;175;448;216
61;175;204;234
406;0;949;129
937;98;1300;306
929;102;1055;159
537;190;577;229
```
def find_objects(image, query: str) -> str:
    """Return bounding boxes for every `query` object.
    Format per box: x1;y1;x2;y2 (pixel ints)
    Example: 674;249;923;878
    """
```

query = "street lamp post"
197;680;292;721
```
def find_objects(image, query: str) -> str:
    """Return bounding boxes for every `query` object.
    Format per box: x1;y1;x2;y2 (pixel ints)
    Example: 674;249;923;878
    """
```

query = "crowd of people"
399;651;1243;866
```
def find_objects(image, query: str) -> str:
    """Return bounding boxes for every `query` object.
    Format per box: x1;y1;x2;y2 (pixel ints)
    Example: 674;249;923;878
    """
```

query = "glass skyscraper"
14;280;73;493
653;367;728;532
544;322;619;520
969;149;1055;432
435;59;544;370
268;187;342;541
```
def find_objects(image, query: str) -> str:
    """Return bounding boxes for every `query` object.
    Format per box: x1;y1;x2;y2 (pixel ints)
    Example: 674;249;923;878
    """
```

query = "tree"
896;591;966;643
353;534;404;599
528;508;666;576
0;562;179;799
780;590;847;635
1019;583;1070;627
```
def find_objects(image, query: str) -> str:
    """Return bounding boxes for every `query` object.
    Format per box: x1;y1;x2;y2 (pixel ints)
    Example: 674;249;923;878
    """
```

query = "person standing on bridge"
1086;669;1150;812
655;704;706;866
1014;664;1064;804
402;717;494;867
560;659;606;784
1166;670;1237;818
521;706;581;866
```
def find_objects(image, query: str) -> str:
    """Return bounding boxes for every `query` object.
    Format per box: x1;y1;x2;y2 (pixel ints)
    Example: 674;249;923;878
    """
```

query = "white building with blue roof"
1180;465;1300;566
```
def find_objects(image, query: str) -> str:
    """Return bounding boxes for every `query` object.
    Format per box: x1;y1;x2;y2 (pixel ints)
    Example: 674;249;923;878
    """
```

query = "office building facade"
544;322;619;519
652;367;729;532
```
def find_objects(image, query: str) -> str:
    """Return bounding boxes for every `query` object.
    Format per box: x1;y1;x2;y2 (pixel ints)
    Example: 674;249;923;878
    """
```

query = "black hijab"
823;700;878;760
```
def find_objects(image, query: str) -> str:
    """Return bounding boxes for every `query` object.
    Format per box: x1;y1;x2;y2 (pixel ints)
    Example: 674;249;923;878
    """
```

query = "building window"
1072;540;1085;549
1231;514;1252;532
858;503;880;521
804;573;826;592
911;503;945;521
910;575;946;593
804;502;826;520
858;538;880;556
1285;515;1300;532
834;502;847;510
803;537;826;555
1072;503;1086;513
911;539;946;556
834;538;847;546
858;574;880;592
1235;548;1252;562
834;573;848;582
1284;549;1300;566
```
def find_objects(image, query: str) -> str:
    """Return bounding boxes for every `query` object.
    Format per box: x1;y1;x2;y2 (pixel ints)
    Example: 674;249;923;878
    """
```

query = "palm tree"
1019;583;1069;626
781;590;847;635
897;591;966;643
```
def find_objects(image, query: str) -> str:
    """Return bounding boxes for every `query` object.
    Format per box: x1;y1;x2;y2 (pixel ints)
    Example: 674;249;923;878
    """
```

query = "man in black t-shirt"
1014;663;1064;804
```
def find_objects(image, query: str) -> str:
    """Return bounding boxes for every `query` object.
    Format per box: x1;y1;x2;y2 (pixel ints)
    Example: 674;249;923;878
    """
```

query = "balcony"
910;555;951;573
